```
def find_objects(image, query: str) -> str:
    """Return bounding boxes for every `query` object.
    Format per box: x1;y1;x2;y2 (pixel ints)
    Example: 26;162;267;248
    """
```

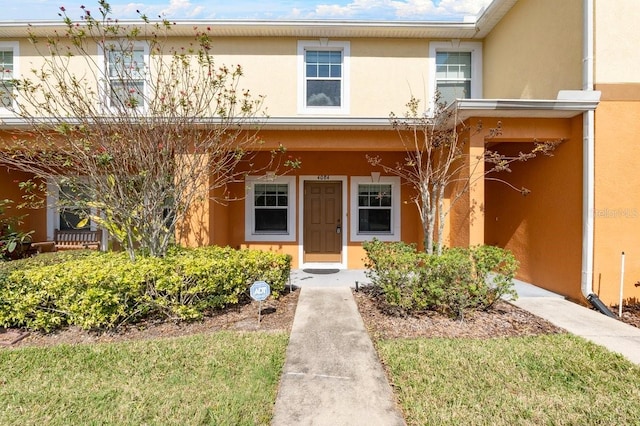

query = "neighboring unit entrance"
303;181;342;263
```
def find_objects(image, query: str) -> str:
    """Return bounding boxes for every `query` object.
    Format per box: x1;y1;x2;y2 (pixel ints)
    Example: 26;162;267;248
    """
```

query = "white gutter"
582;0;596;299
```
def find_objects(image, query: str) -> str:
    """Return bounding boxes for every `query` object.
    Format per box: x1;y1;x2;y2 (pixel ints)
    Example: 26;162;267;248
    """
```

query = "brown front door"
304;181;342;263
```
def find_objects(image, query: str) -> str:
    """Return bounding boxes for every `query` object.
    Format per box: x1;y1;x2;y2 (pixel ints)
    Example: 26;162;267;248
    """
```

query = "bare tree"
0;1;296;260
367;95;558;255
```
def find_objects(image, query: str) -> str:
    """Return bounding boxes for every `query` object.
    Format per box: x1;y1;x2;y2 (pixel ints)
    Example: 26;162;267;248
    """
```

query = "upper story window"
305;50;342;107
298;40;350;115
436;52;471;104
105;45;147;110
429;41;482;108
0;42;18;111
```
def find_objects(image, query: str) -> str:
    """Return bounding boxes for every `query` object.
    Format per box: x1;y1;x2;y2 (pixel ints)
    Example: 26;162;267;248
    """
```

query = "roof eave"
0;115;394;131
0;0;520;40
453;96;601;120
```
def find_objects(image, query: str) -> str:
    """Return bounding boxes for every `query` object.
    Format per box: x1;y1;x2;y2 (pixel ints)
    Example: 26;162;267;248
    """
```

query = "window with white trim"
105;45;147;109
58;184;92;230
350;176;401;242
245;176;296;242
429;41;482;107
298;40;350;114
0;42;18;111
46;179;100;241
436;52;471;103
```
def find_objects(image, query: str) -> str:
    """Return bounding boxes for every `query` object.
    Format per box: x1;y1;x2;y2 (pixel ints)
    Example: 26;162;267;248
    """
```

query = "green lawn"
0;331;288;425
378;334;640;425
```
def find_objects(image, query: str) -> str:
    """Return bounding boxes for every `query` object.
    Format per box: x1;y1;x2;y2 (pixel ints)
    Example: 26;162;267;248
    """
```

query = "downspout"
582;0;615;316
581;0;595;299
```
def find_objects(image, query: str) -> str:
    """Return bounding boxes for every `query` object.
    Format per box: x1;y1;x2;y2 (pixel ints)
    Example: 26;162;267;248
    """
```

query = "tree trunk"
436;183;446;256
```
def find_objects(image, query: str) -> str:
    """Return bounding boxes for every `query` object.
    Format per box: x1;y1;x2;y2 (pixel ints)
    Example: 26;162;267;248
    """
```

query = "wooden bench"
53;229;103;251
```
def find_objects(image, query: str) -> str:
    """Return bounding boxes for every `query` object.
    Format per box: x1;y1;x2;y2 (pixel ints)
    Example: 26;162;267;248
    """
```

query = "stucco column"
468;119;485;247
176;153;211;247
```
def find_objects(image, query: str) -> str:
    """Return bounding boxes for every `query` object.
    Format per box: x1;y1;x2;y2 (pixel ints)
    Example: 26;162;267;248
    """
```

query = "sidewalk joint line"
286;372;352;380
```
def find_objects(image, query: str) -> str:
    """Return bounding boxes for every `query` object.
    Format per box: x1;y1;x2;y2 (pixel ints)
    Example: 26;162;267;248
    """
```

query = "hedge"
363;239;518;319
0;246;291;331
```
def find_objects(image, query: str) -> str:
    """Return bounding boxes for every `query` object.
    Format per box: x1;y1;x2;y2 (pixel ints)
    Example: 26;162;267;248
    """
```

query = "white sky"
0;0;494;21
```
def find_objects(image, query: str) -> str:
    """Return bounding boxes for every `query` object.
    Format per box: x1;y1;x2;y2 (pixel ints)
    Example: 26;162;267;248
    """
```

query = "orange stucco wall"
214;149;422;269
593;101;640;306
0;127;422;266
484;116;584;302
0;167;47;242
448;122;486;249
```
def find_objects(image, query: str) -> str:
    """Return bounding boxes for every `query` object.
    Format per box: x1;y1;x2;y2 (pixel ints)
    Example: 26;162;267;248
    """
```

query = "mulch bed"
1;288;299;348
616;304;640;328
2;285;639;349
353;286;567;340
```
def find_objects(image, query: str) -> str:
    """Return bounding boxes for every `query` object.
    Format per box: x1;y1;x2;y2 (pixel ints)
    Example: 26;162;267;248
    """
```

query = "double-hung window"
350;176;401;242
245;176;296;242
357;184;393;233
57;184;92;231
436;52;472;104
298;40;350;114
305;50;342;107
106;45;147;109
429;41;482;107
46;179;99;241
0;42;18;111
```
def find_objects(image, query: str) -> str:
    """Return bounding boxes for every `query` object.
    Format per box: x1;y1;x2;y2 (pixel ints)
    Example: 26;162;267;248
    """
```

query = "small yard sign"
250;281;271;325
250;281;270;301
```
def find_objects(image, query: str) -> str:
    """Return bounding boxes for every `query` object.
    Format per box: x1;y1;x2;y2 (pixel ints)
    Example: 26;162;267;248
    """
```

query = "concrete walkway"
510;280;640;365
272;285;405;426
273;269;640;425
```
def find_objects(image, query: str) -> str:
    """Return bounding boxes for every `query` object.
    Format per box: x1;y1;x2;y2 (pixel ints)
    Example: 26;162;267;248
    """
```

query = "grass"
0;331;288;425
377;334;640;425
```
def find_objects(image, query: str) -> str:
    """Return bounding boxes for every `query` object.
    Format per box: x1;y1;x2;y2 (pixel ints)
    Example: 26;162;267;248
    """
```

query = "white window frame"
428;41;483;110
99;41;149;112
245;175;297;242
350;176;401;242
46;179;106;249
297;40;350;115
0;41;19;114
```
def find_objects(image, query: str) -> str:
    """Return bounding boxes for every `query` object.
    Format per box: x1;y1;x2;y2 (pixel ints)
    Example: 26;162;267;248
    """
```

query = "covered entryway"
303;181;342;263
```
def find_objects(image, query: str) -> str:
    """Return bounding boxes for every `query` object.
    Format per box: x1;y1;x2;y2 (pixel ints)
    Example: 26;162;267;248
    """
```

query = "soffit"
454;98;600;120
0;97;598;131
0;20;478;39
0;115;394;131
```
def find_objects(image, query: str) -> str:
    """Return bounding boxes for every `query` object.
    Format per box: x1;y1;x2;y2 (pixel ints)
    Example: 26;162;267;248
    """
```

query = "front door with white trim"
303;181;342;263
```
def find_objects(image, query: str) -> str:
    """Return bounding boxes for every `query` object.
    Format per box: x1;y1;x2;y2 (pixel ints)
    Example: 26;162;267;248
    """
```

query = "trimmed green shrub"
363;239;442;313
363;239;518;318
0;246;291;331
